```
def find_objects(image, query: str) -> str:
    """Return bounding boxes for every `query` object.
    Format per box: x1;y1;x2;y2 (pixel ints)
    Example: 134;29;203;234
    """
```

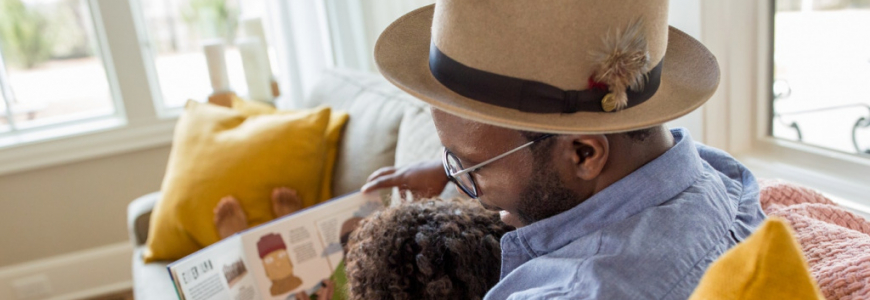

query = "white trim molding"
0;118;175;176
0;243;132;300
740;149;870;219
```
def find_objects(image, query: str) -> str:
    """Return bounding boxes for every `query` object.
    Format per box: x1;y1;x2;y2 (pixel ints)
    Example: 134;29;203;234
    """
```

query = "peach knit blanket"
759;179;870;300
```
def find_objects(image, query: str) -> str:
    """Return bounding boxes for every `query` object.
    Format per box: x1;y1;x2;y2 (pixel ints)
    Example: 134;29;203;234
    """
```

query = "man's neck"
596;126;674;193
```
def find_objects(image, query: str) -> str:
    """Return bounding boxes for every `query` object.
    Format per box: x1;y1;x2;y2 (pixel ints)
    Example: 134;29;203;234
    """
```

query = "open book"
168;192;385;300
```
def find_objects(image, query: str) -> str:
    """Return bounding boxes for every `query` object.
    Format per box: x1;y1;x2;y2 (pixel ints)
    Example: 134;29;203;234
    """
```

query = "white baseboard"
0;242;133;300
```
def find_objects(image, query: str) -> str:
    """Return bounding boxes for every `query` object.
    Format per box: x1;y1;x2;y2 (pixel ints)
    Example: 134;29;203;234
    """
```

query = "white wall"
0;145;169;267
667;0;706;142
359;0;434;72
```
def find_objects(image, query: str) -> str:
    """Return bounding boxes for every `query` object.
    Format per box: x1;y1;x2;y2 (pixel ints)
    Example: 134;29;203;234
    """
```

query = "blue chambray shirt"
484;128;766;300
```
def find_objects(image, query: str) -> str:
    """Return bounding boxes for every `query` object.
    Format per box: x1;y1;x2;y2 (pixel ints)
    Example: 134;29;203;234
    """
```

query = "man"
362;0;765;299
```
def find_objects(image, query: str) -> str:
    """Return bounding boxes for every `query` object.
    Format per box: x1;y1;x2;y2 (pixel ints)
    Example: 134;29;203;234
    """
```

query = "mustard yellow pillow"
230;96;276;116
318;112;349;202
230;97;349;204
689;218;824;300
144;101;332;262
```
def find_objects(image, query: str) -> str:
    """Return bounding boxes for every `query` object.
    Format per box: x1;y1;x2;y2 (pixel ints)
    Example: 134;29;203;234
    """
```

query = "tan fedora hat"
375;0;720;134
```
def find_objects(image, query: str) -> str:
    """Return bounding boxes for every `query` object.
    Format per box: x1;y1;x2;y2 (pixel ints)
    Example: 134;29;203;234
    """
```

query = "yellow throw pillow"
318;112;349;202
230;97;350;204
231;96;277;116
689;218;824;300
144;101;332;262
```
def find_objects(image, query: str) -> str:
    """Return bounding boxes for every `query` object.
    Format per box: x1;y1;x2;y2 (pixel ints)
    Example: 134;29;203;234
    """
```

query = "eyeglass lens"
445;152;478;198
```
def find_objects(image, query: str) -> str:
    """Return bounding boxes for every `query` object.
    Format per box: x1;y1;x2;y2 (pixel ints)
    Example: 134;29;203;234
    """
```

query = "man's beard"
516;163;584;226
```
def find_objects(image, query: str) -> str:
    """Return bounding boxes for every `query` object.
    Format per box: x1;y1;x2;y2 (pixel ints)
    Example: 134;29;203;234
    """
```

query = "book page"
169;235;263;300
239;192;382;300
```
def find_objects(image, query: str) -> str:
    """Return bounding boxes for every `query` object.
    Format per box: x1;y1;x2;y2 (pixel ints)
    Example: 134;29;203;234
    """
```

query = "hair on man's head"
345;198;513;300
622;127;654;142
519;126;656;144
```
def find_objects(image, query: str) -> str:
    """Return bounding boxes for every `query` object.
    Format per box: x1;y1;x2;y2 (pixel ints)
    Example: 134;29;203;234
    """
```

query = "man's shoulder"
486;245;719;300
488;226;732;300
487;175;750;300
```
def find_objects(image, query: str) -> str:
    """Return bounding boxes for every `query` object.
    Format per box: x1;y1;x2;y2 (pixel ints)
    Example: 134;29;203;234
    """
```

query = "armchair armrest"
127;192;161;247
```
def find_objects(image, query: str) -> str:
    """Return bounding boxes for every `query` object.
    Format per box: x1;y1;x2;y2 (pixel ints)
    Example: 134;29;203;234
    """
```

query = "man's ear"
568;135;609;181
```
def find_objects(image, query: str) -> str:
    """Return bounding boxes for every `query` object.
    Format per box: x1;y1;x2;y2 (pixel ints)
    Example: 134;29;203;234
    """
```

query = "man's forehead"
432;108;502;136
431;108;521;152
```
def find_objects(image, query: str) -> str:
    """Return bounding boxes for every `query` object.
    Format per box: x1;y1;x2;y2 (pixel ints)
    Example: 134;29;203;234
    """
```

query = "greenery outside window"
0;0;118;136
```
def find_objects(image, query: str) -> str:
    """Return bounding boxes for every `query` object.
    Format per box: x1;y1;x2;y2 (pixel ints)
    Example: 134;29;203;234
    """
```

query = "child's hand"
360;160;449;199
315;279;334;300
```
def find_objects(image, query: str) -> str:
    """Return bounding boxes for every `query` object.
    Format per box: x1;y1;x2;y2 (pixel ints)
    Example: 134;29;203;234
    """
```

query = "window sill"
155;104;185;120
736;139;870;220
0;117;176;176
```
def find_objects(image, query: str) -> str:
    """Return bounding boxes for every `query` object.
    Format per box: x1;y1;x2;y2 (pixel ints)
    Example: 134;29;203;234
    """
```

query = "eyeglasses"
442;134;554;199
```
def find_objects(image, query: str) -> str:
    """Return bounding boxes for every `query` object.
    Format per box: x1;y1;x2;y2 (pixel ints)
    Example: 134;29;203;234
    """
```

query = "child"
345;199;513;300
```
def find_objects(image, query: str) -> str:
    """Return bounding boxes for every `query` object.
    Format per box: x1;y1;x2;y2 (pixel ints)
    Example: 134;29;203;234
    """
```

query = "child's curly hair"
345;198;513;300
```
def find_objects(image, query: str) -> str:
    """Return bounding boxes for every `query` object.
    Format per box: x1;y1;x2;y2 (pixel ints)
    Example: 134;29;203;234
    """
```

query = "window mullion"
0;47;18;131
86;0;127;123
94;0;159;124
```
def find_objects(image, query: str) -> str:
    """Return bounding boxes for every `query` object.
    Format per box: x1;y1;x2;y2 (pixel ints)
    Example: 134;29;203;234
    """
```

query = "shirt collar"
508;128;706;258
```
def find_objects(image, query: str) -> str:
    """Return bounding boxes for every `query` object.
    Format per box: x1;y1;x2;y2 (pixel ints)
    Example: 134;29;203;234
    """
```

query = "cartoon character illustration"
257;233;303;295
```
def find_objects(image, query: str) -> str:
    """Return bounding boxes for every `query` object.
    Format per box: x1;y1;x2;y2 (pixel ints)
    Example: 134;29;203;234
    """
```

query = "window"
771;0;870;156
0;0;310;175
698;0;870;216
0;0;116;132
136;0;274;110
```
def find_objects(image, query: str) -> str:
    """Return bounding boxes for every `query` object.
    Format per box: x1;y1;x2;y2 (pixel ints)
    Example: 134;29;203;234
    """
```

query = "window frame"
129;0;299;117
0;0;177;176
0;0;319;176
128;0;182;119
700;0;870;217
0;0;128;134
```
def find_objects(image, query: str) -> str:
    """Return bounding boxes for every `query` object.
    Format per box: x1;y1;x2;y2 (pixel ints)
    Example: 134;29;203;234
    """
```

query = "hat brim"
375;5;720;134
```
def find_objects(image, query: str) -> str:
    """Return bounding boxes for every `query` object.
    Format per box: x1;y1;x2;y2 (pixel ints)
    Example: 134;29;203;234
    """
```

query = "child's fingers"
361;173;402;193
366;166;397;182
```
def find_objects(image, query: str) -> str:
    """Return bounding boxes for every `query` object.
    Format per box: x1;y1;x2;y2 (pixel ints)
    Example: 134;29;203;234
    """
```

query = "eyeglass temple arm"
452;134;553;177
